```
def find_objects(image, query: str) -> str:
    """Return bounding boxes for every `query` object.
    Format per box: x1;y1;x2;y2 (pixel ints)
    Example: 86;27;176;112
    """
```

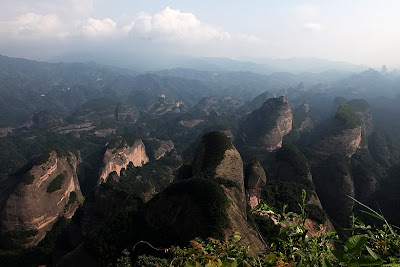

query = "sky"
0;0;399;68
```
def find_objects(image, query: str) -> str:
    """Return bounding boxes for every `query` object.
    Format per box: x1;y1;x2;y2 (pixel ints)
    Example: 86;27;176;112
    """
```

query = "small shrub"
47;172;66;193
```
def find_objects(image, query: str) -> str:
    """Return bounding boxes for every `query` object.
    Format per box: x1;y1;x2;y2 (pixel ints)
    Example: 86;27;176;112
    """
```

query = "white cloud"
15;12;70;39
129;7;231;42
81;18;117;37
303;22;322;32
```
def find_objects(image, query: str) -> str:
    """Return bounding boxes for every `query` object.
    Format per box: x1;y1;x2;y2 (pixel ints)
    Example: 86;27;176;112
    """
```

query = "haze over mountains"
1;2;400;266
1;52;400;266
48;53;367;74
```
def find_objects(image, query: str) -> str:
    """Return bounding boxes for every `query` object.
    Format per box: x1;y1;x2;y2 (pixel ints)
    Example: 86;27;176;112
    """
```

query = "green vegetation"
261;180;314;215
334;104;362;130
4;229;38;245
163;178;229;240
0;217;72;267
111;191;400;266
347;99;370;112
84;178;229;265
67;191;77;204
275;144;310;177
116;155;180;197
135;254;169;267
22;172;35;185
198;131;233;177
47;171;66;193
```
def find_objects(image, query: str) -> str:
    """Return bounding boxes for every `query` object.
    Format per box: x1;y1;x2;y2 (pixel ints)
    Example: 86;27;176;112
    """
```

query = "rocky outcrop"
192;132;263;248
240;96;293;151
0;127;12;137
148;98;186;117
314;126;362;158
238;91;274;115
146;139;174;160
245;160;267;209
99;138;149;183
314;103;365;159
294;102;313;133
178;119;204;128
55;122;95;135
347;99;373;139
0;151;83;248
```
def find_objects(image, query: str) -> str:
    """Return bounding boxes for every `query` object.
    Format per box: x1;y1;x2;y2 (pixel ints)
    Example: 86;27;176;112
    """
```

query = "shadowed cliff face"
99;138;149;183
244;160;267;209
313;102;366;159
0;151;83;248
240;96;293;152
191;131;263;249
314;126;362;158
311;101;374;226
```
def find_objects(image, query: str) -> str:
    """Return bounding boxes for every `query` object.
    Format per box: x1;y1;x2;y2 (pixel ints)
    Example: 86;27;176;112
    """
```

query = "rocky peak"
240;96;293;151
244;160;267;209
0;150;83;248
145;138;174;160
148;98;187;117
293;102;313;133
314;103;364;159
347;99;373;138
99;137;149;183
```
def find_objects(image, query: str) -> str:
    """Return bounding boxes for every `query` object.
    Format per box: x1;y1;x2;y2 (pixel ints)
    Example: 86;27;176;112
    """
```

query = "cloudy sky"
0;0;399;68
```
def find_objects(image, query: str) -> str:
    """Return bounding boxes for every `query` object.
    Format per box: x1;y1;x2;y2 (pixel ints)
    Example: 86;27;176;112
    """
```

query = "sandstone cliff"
146;138;174;160
347;99;373;140
244;160;267;209
0;151;83;248
99;138;149;183
192;131;263;248
240;96;293;151
294;102;313;133
314;126;362;158
313;103;364;159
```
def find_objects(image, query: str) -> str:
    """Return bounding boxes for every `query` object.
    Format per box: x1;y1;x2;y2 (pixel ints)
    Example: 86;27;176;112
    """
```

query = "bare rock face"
147;138;175;160
0;127;12;137
0;151;83;248
178;119;204;128
294;102;313;133
314;101;371;159
99;138;149;183
347;99;373;139
215;148;246;216
314;126;362;158
192;132;246;215
192;132;263;249
240;96;293;152
148;98;187;117
244;160;267;209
